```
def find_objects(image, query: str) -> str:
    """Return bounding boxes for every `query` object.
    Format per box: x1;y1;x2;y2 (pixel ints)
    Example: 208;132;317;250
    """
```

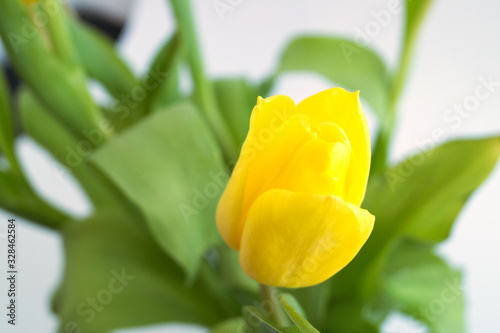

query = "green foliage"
366;137;500;244
19;88;128;210
68;16;138;99
54;209;233;332
279;36;390;118
383;239;464;333
238;294;321;333
143;33;184;113
287;283;331;331
0;0;102;137
280;294;320;333
0;71;16;164
326;299;379;333
91;102;227;278
327;136;500;332
214;79;258;148
0;73;69;229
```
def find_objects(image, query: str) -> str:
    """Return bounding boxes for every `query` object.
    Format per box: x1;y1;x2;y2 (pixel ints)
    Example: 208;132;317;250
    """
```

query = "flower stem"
168;0;238;162
371;0;434;175
259;284;289;327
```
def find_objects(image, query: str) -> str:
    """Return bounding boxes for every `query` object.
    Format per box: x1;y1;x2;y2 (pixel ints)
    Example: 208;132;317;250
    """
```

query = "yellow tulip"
216;87;375;288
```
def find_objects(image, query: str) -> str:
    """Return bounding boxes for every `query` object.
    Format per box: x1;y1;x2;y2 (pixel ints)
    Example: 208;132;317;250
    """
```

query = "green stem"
168;0;238;161
371;0;434;175
259;284;289;327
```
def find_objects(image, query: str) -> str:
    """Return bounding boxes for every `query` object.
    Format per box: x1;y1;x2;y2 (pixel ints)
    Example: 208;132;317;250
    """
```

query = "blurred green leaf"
326;299;379;333
19;88;128;210
144;33;183;113
210;317;246;333
244;307;280;333
243;307;298;333
67;14;139;101
365;137;500;243
92;102;227;278
0;0;102;137
54;209;230;332
39;0;79;67
0;70;16;164
332;137;500;312
383;239;464;333
280;294;319;333
0;79;70;229
0;168;69;229
278;36;390;118
214;78;257;149
288;283;330;330
218;245;258;294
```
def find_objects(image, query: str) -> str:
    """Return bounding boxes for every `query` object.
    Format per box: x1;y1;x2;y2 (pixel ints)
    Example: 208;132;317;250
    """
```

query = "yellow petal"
217;95;353;250
216;95;303;249
239;189;374;288
298;88;371;205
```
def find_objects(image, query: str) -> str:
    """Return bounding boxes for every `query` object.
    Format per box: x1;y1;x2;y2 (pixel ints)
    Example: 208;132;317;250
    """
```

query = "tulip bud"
216;88;375;288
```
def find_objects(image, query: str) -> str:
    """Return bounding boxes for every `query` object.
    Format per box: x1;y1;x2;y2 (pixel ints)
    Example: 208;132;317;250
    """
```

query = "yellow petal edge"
239;189;375;288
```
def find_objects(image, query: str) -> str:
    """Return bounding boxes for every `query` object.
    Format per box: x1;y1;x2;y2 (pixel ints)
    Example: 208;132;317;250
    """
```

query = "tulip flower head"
216;88;375;288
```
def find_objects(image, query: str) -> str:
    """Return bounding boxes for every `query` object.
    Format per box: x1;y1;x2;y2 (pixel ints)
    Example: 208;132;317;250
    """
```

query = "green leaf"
325;299;379;333
214;78;257;148
278;36;390;118
18;88;128;210
91;102;227;278
143;33;183;113
0;169;70;229
336;137;500;297
383;239;464;333
54;209;230;332
280;294;319;333
0;69;16;164
365;136;500;243
243;307;285;333
288;283;331;330
217;245;258;294
67;15;138;101
0;81;70;230
0;0;102;137
210;317;246;333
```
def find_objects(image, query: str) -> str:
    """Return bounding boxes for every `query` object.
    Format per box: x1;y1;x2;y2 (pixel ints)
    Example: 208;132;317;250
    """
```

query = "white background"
1;0;500;332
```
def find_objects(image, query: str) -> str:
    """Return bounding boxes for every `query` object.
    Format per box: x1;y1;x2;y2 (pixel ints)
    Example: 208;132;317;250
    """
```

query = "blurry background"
1;0;499;332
